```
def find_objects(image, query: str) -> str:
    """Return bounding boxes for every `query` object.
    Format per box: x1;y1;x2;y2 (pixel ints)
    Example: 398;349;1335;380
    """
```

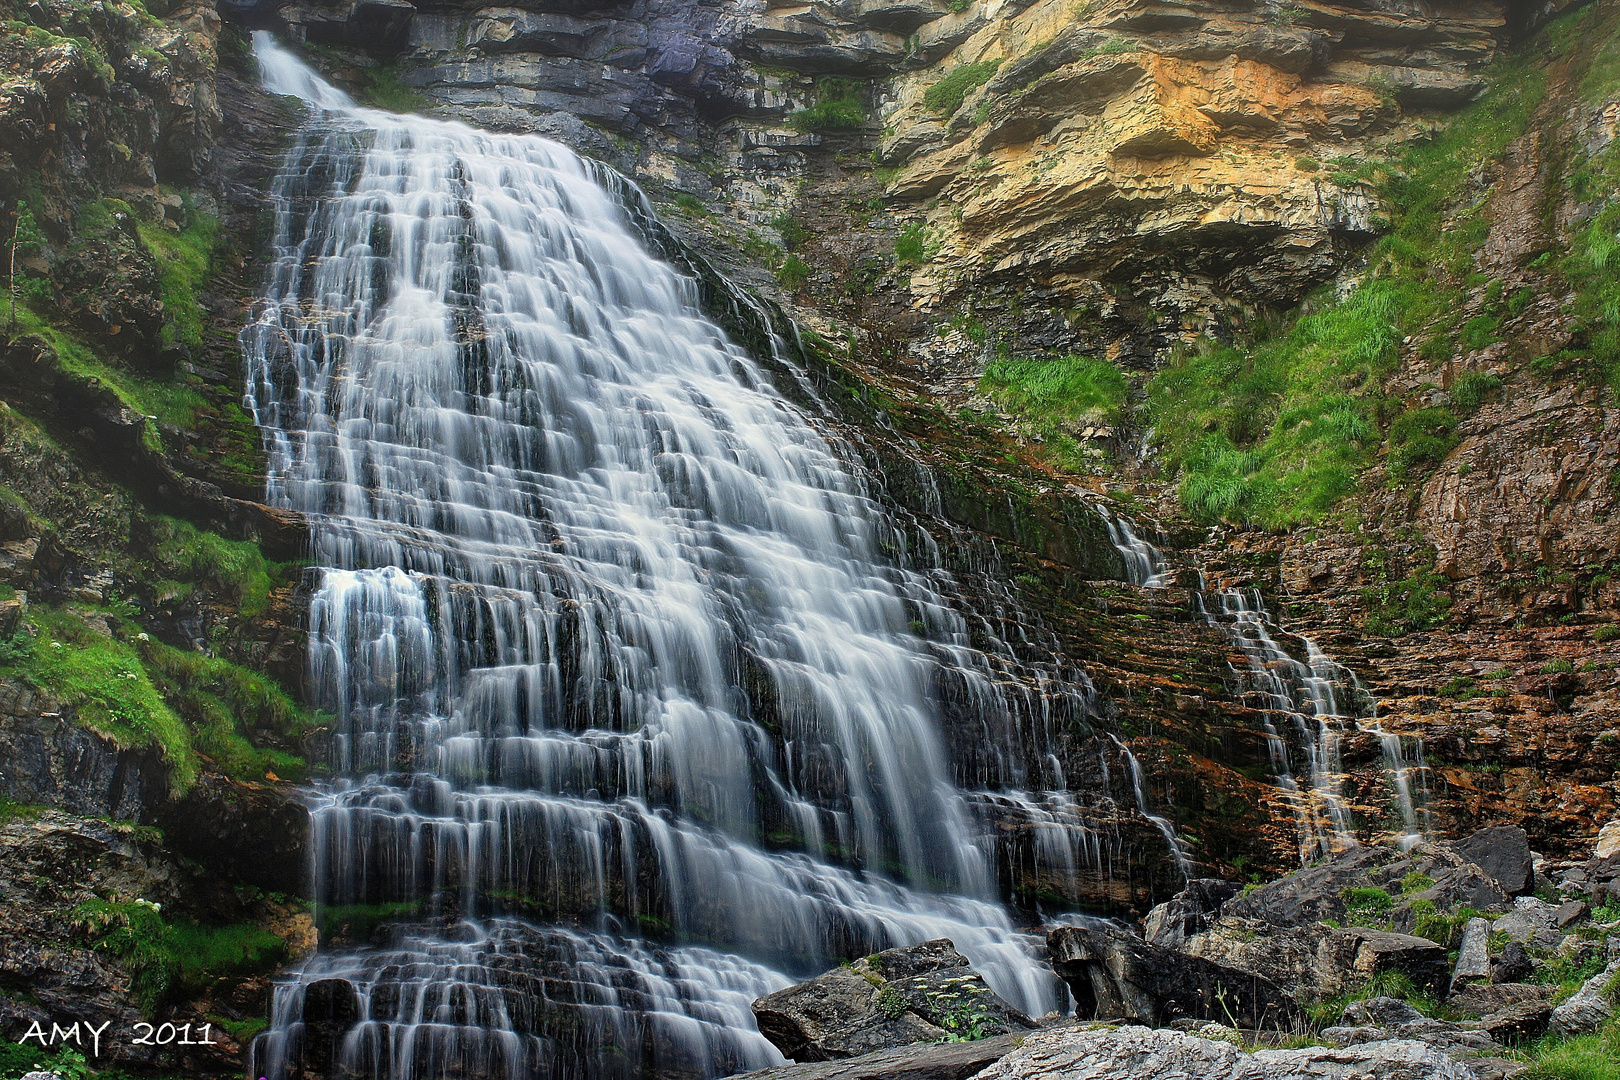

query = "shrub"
894;221;929;268
788;77;867;131
1594;626;1620;643
924;61;1001;117
776;254;810;290
1542;658;1576;674
771;212;811;251
1451;371;1502;413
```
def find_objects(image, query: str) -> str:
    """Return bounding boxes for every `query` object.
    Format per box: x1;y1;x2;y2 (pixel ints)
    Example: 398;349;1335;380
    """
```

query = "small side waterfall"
239;35;1197;1080
1099;506;1430;863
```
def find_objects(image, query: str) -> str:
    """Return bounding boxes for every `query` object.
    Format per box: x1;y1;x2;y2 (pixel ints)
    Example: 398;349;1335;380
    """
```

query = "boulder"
1220;844;1397;927
1549;960;1620;1036
1046;925;1302;1031
751;940;1033;1062
1450;918;1492;986
1597;821;1620;859
1490;897;1561;943
1186;919;1449;1002
1491;941;1533;985
970;1025;1475;1080
1554;901;1588;928
1342;997;1423;1026
1332;927;1453;997
726;1032;1022;1080
1143;878;1241;950
1446;982;1551;1019
1450;825;1535;896
1475;998;1552;1042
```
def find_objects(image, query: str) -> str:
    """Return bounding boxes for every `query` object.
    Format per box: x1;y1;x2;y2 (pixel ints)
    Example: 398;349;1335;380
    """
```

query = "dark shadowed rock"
1475;998;1552;1042
1221;844;1398;927
1450;825;1535;896
1047;925;1302;1031
752;939;1033;1062
1343;996;1424;1026
1492;941;1533;985
1446;981;1551;1018
1143;878;1241;949
1336;928;1451;997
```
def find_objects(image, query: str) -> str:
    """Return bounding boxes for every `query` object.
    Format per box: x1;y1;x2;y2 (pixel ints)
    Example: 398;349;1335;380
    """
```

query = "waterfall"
1098;507;1429;863
234;34;1164;1080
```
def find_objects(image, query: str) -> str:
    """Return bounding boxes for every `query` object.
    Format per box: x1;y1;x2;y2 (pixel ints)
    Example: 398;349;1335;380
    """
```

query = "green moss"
315;900;423;941
923;61;1001;117
148;515;274;617
139;638;313;783
71;898;287;1014
137;200;218;351
359;63;433;113
10;609;197;792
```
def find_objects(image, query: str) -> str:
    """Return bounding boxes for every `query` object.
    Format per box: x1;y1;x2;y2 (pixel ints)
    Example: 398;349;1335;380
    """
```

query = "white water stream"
239;35;1186;1080
1100;507;1429;862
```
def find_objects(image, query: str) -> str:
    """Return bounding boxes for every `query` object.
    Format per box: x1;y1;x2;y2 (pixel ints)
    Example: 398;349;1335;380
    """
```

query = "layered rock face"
242;1;1553;349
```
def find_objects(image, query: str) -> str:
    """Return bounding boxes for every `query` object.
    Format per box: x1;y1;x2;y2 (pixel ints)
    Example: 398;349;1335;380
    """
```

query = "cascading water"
1098;506;1430;862
237;35;1186;1080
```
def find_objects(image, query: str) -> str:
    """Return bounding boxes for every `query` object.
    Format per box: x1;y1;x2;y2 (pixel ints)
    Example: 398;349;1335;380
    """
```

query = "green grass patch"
895;221;929;268
980;354;1126;424
924;60;1000;117
136;199;218;351
148;515;274;617
72;898;287;1014
139;638;312;783
9;608;197;792
1521;1030;1620;1080
1143;37;1557;526
788;76;867;131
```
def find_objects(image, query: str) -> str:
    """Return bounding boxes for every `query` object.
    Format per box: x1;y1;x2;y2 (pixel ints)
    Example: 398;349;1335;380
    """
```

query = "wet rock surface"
753;940;1036;1061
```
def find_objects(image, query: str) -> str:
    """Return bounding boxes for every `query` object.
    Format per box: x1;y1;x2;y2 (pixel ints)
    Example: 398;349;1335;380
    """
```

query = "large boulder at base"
751;940;1034;1062
1143;878;1242;950
1223;842;1511;932
1184;919;1450;1001
1449;825;1535;897
1549;960;1620;1036
970;1025;1474;1080
1221;844;1397;927
1046;926;1302;1031
726;1032;1022;1080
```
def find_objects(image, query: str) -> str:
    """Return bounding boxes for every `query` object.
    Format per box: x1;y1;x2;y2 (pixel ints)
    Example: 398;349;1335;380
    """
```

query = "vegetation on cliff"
1142;4;1620;527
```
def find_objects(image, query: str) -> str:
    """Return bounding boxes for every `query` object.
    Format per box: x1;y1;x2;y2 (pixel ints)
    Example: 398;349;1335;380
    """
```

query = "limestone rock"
1597;822;1620;860
1446;982;1552;1019
1451;917;1492;986
1490;898;1561;944
1549;960;1620;1036
752;939;1033;1062
728;1033;1023;1080
970;1025;1474;1080
1047;925;1302;1030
